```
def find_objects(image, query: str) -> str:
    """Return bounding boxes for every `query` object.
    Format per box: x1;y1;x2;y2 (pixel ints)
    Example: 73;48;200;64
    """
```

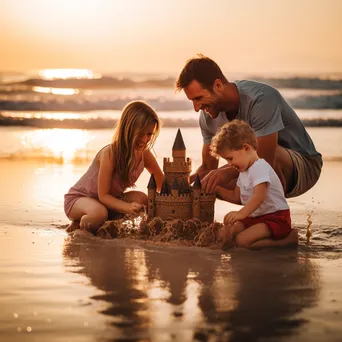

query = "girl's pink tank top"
64;146;144;212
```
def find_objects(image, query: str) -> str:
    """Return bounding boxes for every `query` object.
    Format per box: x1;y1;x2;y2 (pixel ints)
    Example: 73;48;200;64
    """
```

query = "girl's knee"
82;206;108;225
135;191;148;205
92;206;108;222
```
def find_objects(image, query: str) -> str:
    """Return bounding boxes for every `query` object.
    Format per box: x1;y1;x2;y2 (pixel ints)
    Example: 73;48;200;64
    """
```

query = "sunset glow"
1;0;341;74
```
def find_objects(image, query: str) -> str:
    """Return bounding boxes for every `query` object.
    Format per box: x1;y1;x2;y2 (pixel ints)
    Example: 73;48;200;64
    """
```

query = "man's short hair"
175;54;227;92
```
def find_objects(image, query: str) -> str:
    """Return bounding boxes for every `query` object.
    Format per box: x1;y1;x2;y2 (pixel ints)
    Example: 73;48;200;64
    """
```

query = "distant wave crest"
2;75;342;90
1;93;342;111
1;114;342;129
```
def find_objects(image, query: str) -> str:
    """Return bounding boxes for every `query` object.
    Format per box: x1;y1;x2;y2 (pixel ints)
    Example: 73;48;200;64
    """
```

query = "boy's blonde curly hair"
210;120;257;158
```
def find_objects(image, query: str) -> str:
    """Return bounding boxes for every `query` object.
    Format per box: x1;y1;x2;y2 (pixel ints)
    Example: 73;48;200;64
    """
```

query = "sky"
1;0;341;75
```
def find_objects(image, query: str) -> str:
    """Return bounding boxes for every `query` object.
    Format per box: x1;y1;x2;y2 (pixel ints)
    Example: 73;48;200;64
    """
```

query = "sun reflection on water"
21;128;92;163
33;86;79;96
38;69;101;80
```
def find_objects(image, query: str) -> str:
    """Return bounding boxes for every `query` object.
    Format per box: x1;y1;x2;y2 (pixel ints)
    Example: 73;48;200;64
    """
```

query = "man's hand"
223;211;246;225
201;168;231;193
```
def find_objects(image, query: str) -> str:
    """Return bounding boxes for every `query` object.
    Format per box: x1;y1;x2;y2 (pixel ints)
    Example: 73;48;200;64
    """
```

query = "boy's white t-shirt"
237;158;289;217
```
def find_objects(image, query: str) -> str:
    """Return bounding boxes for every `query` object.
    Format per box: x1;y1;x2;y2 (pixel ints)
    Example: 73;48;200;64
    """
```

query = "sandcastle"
147;129;216;222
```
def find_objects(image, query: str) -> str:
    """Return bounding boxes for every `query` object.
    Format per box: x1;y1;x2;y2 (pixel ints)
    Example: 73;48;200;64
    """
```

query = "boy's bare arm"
239;183;268;218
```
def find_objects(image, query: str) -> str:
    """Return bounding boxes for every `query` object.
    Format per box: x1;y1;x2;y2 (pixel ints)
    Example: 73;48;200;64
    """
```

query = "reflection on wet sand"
63;238;320;341
226;250;320;342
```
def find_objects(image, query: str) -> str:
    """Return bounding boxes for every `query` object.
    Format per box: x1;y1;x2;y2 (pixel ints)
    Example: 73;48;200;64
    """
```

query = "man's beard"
225;110;237;121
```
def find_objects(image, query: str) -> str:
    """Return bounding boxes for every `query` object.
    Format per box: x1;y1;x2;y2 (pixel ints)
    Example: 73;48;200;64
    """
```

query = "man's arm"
216;185;241;205
256;132;277;168
190;144;218;183
257;132;286;191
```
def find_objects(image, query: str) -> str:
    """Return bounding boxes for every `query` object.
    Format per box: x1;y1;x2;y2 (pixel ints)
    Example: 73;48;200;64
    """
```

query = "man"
176;55;322;198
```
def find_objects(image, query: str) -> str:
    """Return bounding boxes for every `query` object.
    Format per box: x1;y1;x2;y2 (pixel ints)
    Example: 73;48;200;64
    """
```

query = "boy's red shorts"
240;209;292;239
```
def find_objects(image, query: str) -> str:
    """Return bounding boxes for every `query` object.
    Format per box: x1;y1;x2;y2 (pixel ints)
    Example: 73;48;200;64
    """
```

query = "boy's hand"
224;211;245;225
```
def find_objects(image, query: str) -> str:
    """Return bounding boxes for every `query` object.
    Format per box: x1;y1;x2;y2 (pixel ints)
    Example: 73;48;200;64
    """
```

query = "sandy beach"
1;126;342;341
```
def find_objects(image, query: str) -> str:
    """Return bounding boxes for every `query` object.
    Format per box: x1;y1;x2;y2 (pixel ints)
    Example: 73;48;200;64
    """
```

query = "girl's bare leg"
68;197;108;233
66;221;80;233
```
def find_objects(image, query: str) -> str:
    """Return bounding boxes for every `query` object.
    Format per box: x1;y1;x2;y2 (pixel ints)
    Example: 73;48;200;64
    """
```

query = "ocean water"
1;70;342;129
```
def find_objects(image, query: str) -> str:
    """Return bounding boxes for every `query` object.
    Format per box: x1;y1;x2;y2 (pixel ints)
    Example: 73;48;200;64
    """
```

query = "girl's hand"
224;211;245;226
125;202;144;215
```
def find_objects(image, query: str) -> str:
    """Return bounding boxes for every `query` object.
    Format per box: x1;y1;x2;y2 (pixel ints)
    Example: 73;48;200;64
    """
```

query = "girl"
64;101;164;233
210;120;298;249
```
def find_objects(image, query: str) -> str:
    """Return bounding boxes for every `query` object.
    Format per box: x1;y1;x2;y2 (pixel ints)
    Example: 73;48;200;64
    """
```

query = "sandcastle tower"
147;129;216;223
163;129;192;189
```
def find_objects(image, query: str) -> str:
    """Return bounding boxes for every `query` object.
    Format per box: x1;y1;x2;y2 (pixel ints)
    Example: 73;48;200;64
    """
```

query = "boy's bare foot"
66;221;80;233
287;229;299;245
220;226;234;250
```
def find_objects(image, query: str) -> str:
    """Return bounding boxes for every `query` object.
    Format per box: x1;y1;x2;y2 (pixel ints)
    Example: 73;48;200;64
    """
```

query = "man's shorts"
285;150;323;198
240;209;292;239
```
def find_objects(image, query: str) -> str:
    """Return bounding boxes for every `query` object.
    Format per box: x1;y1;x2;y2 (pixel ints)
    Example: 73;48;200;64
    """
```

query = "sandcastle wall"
155;193;192;221
198;193;216;223
150;191;216;223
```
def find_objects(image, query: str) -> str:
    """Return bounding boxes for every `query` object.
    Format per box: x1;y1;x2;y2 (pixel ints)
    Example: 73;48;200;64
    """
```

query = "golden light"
35;112;83;120
38;69;101;80
5;112;83;120
21;129;91;163
33;86;79;95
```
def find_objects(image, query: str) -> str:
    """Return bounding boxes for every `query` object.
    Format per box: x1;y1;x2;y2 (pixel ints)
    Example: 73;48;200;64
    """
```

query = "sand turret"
147;173;157;220
163;129;191;188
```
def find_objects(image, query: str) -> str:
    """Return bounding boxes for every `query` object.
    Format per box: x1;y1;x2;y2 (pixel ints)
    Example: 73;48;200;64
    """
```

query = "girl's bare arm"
143;149;164;192
97;146;137;213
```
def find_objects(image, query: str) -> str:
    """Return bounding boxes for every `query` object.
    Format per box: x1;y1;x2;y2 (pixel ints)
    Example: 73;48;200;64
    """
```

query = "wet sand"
1;224;342;341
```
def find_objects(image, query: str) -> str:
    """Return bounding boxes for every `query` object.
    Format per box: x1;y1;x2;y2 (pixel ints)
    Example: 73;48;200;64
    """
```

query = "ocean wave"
288;93;342;110
1;114;342;129
1;92;342;111
2;75;342;90
0;98;193;111
2;76;176;90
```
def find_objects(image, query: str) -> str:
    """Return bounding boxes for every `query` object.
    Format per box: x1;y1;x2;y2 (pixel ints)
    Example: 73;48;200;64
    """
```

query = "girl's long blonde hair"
111;101;160;187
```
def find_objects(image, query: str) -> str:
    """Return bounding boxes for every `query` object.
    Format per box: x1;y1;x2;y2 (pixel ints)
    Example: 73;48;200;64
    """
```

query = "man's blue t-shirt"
199;80;321;157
